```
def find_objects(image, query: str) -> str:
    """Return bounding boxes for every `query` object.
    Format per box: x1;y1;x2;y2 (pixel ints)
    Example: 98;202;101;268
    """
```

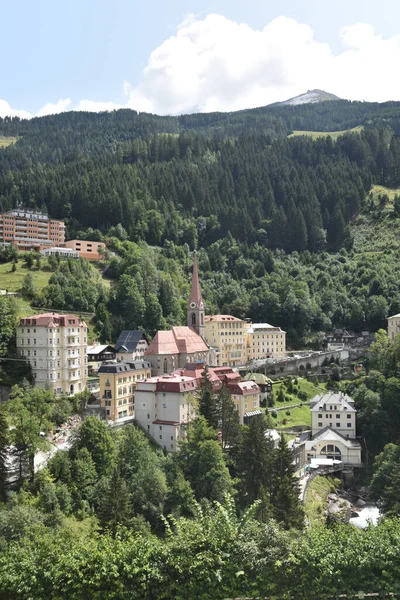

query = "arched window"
320;445;341;460
191;313;196;326
201;313;204;325
163;358;168;373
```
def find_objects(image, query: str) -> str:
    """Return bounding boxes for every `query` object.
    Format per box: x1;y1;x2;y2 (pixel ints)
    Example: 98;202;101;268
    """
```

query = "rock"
356;498;366;508
351;511;359;518
327;493;338;501
328;502;342;514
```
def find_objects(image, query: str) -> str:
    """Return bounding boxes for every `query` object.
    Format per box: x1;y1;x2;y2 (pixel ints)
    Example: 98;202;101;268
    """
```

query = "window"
159;426;162;430
336;414;340;419
318;422;323;427
318;413;322;418
170;436;173;441
347;423;352;428
163;403;166;408
347;414;351;419
336;422;341;428
159;435;162;440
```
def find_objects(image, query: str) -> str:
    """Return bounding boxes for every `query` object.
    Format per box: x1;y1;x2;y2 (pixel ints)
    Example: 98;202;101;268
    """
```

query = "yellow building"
388;313;400;341
204;315;247;367
98;360;152;420
246;323;286;362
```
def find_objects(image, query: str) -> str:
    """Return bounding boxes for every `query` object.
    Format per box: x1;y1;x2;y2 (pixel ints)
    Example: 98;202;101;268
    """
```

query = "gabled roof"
115;330;148;353
310;392;356;412
205;315;244;323
306;426;361;448
87;345;116;356
145;326;209;356
243;372;273;385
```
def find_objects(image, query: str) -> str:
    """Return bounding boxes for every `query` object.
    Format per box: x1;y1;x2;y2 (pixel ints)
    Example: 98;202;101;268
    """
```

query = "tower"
187;252;205;338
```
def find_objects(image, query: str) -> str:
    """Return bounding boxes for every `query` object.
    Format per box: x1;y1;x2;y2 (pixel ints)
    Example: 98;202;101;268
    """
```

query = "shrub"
285;410;291;416
271;411;278;418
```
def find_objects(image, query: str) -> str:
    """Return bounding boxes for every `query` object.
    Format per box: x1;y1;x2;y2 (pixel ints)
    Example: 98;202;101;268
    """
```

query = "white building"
388;313;400;341
115;330;149;362
310;392;356;438
246;323;286;362
135;374;198;452
40;247;79;259
16;312;88;395
306;392;362;466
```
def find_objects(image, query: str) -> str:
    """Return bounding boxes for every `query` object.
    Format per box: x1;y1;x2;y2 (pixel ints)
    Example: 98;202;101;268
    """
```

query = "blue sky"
2;0;400;117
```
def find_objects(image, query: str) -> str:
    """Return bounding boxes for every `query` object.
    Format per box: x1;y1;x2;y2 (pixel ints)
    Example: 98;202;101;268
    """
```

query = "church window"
191;313;196;326
163;358;168;373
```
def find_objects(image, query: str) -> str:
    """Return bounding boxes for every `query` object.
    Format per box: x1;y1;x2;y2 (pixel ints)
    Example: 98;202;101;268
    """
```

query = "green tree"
7;384;54;482
197;367;218;429
178;417;233;503
218;384;241;450
71;417;116;477
97;467;132;535
21;272;36;299
272;435;304;529
236;414;274;510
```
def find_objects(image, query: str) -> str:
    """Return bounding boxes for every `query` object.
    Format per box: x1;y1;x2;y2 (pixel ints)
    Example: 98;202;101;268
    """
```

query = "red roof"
145;326;209;356
19;312;87;328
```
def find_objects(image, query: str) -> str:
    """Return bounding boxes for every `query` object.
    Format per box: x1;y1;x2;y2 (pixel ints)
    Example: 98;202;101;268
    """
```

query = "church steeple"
187;252;205;338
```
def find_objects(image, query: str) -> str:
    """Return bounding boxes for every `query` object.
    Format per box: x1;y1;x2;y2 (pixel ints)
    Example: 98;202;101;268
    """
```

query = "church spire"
187;252;205;337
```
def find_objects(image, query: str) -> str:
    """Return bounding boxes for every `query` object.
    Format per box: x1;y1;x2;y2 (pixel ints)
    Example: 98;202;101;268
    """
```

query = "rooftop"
205;315;245;323
145;326;209;356
306;426;361;448
310;392;356;412
18;312;87;328
115;330;148;353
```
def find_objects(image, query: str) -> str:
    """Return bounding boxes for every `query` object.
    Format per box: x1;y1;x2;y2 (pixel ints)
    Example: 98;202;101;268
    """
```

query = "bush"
285;410;291;416
267;396;275;407
271;411;278;418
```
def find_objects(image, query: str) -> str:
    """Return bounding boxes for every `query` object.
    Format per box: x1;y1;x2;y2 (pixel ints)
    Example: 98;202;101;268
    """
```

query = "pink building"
64;239;106;260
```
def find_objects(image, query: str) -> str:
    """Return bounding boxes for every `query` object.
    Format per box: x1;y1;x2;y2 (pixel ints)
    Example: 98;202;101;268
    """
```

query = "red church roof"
145;326;209;356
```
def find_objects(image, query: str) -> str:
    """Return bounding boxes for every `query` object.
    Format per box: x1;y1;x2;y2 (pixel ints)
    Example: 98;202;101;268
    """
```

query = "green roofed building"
243;372;272;392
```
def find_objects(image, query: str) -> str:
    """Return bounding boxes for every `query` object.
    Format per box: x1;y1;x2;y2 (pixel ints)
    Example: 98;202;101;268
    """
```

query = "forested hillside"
1;100;400;343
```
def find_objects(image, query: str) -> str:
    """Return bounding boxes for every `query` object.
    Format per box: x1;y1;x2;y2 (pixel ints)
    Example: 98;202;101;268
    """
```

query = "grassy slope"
269;378;326;430
288;125;363;140
0;136;18;148
304;475;341;527
0;260;52;292
352;185;400;254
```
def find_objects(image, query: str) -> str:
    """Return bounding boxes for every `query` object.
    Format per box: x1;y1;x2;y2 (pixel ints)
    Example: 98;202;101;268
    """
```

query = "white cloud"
0;99;31;119
2;15;400;119
37;98;72;117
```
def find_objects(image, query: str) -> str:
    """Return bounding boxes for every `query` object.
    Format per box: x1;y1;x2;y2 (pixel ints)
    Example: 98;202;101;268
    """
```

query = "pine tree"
218;384;241;450
198;367;218;430
97;467;132;535
271;435;303;529
236;414;274;508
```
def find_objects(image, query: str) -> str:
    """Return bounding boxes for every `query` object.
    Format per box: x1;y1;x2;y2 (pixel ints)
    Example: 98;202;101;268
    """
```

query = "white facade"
40;247;79;259
16;313;88;395
310;393;356;439
388;314;400;341
135;375;198;452
246;323;286;362
305;429;362;466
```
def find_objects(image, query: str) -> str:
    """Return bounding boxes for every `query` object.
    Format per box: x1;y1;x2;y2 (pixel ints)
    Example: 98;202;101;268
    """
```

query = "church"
144;254;212;376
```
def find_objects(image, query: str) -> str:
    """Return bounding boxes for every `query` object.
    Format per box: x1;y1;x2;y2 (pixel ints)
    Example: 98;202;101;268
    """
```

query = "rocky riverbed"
325;486;380;528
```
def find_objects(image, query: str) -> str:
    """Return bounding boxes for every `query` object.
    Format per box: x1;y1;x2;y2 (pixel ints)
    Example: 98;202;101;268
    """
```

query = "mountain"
272;89;341;106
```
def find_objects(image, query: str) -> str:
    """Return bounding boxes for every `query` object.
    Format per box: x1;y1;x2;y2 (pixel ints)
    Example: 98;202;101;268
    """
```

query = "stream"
349;504;381;528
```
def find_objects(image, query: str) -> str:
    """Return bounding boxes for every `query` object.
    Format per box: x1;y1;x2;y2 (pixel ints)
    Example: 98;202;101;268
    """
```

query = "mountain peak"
272;89;341;107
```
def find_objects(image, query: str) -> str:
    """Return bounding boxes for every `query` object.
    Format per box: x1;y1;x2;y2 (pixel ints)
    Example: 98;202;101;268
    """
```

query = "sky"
1;0;400;118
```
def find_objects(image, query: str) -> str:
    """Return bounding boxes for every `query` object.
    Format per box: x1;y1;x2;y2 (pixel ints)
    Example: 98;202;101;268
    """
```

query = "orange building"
64;239;106;260
0;207;65;251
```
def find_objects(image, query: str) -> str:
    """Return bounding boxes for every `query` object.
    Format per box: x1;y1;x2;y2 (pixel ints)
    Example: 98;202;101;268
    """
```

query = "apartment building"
16;312;88;395
0;207;65;251
64;239;106;260
388;313;400;341
246;323;286;362
204;315;247;367
212;366;261;423
115;330;149;362
135;374;198;451
98;360;152;420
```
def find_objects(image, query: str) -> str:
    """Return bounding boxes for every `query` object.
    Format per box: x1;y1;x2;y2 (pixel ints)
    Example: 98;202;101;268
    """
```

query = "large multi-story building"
388;313;400;341
204;315;247;367
0;207;65;251
135;374;198;451
246;323;286;362
98;360;152;420
16;312;88;395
